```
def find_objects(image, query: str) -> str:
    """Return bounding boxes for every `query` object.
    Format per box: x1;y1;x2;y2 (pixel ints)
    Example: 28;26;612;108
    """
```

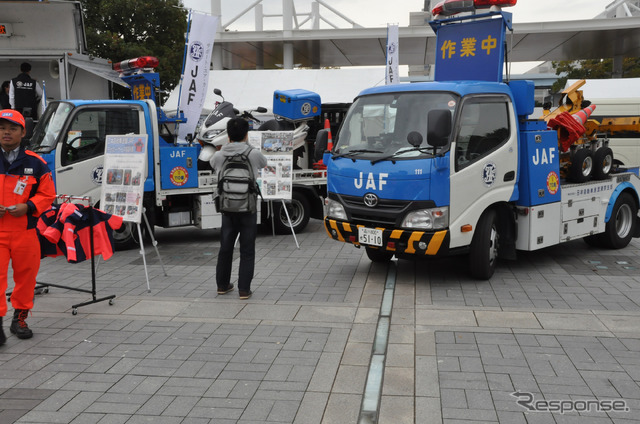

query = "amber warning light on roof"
432;0;517;17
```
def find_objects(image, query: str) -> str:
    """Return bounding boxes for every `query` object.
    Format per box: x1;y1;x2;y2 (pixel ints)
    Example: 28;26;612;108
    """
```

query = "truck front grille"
339;194;424;227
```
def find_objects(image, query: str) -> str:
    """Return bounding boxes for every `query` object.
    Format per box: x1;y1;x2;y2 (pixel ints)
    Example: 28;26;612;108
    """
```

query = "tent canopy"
163;68;387;115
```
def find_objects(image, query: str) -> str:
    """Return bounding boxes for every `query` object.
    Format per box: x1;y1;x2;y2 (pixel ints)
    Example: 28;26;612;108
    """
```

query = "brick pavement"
0;220;639;423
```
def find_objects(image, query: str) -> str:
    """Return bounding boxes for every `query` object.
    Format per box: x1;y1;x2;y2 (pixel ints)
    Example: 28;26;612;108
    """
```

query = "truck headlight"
401;207;448;230
327;198;347;220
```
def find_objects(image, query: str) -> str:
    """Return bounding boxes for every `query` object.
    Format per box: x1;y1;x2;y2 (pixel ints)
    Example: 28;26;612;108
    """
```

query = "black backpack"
217;145;261;213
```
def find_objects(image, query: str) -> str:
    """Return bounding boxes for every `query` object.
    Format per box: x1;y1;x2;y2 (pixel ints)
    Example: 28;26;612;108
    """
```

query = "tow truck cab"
29;99;164;204
324;80;526;259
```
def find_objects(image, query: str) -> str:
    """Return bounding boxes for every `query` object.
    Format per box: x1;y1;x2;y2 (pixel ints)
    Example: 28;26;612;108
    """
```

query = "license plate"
358;227;383;247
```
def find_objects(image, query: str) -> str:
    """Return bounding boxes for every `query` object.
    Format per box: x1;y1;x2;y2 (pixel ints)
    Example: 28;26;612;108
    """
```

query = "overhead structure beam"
212;17;640;70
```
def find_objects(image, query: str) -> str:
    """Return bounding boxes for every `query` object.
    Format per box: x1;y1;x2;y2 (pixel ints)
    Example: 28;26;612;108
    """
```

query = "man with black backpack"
211;117;267;299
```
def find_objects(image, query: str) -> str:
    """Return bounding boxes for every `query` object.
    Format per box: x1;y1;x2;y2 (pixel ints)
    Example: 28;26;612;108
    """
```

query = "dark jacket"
11;73;39;118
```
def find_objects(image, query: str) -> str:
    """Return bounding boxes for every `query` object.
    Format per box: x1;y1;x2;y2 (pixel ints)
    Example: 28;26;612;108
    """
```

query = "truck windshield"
29;101;75;153
335;92;458;160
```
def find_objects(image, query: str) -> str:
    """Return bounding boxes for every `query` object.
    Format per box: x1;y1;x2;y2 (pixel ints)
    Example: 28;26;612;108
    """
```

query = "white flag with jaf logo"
386;24;399;85
178;12;219;140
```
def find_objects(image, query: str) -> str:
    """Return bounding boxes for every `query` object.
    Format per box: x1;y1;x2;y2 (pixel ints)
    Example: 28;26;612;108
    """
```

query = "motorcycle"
196;88;268;163
196;88;312;167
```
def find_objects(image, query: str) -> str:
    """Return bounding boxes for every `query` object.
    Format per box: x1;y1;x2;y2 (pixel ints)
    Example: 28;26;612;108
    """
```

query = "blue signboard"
434;17;506;83
121;73;158;103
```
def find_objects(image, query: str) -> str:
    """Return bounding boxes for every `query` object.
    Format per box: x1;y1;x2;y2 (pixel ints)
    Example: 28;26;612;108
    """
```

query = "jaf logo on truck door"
92;166;103;185
170;166;189;186
482;162;497;187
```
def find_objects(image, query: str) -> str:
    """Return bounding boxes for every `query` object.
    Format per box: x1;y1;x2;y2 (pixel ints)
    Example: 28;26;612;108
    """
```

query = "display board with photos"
248;131;294;201
100;134;148;223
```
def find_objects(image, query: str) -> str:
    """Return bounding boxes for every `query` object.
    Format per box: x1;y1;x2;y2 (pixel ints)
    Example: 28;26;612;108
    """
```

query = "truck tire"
365;247;394;263
469;209;498;280
112;201;156;251
599;192;637;249
568;149;593;183
271;191;310;234
592;147;613;180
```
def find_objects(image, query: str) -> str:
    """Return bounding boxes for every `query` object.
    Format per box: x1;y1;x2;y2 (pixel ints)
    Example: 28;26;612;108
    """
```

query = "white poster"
101;135;148;223
248;131;294;200
178;12;219;140
386;24;399;85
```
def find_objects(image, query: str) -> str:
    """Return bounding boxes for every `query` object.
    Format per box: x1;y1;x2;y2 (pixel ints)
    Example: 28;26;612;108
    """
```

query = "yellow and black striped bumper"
324;218;450;256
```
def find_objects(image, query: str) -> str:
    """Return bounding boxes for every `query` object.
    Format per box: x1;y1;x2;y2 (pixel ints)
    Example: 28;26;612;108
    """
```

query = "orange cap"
0;109;25;129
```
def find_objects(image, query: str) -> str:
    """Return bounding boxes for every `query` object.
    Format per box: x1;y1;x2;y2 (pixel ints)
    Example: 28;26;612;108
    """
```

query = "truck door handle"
58;166;74;173
504;171;515;182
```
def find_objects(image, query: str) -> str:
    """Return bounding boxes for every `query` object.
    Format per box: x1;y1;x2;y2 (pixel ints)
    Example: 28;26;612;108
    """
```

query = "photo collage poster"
100;134;148;223
248;131;293;200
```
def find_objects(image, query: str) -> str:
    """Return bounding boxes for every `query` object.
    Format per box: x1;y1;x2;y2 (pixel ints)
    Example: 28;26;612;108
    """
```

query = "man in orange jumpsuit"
0;110;56;344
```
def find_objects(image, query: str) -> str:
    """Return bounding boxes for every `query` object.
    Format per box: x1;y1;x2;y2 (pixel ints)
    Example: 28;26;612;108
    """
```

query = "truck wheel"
271;191;310;234
592;147;613;180
365;247;393;262
112;202;156;251
469;209;498;280
600;192;637;249
569;149;593;183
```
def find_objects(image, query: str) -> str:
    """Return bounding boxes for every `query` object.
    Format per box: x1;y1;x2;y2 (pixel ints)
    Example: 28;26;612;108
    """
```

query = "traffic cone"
324;119;333;152
573;104;596;125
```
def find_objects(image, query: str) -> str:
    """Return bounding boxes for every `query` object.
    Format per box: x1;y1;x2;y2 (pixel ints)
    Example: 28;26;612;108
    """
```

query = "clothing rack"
36;195;115;315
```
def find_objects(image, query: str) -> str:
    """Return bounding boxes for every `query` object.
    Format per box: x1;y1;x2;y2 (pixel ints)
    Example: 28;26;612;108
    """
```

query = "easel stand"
269;199;300;248
36;195;115;315
137;209;167;292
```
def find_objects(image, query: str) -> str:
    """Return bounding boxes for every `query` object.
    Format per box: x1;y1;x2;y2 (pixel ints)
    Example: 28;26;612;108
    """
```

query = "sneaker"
0;316;6;346
10;309;33;339
217;284;234;295
239;290;252;300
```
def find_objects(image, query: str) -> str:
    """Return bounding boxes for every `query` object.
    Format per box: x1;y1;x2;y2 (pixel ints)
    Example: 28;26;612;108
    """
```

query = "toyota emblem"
363;193;379;207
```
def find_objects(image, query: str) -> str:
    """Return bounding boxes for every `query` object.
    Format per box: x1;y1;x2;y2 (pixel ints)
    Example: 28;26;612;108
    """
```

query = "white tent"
163;68;388;117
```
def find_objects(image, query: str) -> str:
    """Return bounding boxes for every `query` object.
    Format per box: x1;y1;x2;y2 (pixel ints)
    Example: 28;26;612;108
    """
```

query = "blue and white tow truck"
28;57;329;249
316;0;640;279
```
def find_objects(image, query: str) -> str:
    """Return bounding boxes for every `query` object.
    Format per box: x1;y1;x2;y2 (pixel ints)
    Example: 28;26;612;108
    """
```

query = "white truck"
316;0;640;279
0;1;120;111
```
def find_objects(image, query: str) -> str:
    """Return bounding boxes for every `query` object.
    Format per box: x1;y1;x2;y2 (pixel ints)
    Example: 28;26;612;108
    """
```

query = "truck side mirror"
427;109;451;148
23;117;35;141
314;129;329;162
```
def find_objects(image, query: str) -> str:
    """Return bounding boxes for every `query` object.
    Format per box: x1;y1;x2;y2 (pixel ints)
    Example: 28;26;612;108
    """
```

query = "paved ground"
1;219;640;423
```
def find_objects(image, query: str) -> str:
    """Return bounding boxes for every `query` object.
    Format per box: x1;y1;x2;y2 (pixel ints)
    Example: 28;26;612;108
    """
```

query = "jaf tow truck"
27;57;329;249
315;0;640;279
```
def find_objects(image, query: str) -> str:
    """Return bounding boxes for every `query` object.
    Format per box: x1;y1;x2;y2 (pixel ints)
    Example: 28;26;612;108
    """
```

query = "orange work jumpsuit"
0;149;56;316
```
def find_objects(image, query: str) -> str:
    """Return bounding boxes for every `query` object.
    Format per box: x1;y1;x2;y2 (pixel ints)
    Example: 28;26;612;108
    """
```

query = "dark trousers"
216;212;257;293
